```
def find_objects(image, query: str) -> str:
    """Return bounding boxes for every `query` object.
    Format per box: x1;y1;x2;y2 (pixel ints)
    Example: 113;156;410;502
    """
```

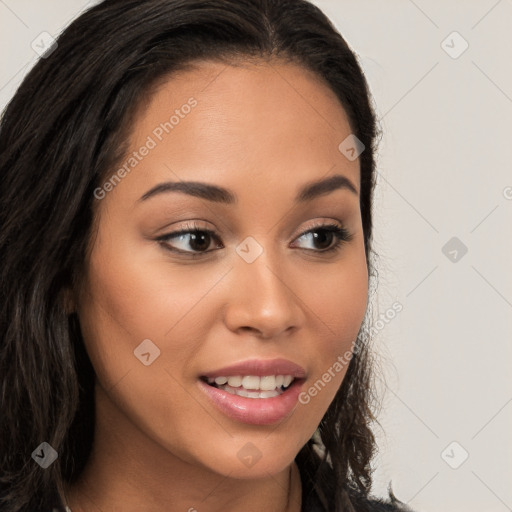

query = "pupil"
190;232;209;251
313;231;332;250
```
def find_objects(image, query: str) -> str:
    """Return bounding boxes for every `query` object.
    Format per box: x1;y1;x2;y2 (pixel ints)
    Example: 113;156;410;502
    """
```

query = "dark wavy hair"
0;0;387;510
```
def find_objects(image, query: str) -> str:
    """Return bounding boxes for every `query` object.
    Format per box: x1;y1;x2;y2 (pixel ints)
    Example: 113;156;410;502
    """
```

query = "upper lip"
201;358;307;379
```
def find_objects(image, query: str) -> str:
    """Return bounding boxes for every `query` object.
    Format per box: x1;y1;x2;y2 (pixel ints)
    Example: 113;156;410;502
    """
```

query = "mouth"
197;359;307;425
200;374;299;399
198;361;307;426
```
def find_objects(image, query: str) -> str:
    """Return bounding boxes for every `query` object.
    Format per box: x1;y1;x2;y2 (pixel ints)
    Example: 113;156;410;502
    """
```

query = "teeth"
242;376;260;390
227;376;243;387
259;376;276;391
219;385;282;399
205;374;295;392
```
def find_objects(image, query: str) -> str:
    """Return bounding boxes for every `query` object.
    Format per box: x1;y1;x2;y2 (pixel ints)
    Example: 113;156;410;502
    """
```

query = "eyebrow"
138;174;358;204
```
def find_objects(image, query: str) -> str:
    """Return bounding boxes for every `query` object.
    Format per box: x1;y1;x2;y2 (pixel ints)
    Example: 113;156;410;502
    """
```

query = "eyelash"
156;221;353;259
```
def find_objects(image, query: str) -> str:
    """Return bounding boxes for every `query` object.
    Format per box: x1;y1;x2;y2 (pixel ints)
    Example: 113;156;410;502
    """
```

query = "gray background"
1;1;511;511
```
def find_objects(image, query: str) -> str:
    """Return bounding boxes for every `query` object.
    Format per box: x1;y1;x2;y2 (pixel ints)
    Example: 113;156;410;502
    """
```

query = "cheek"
303;245;368;345
78;228;226;364
76;231;235;436
76;244;227;461
296;249;368;412
76;235;171;393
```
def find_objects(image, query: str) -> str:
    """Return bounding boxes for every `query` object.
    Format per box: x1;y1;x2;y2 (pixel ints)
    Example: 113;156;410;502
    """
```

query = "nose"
223;248;305;339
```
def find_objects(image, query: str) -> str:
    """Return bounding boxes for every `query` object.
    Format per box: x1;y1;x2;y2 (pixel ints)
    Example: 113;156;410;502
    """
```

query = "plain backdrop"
1;1;511;511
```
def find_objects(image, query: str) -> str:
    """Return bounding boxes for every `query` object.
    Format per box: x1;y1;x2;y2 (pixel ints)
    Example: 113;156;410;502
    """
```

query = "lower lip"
198;379;304;425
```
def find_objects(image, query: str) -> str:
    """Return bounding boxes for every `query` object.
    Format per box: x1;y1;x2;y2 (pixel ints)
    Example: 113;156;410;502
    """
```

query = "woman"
0;1;416;511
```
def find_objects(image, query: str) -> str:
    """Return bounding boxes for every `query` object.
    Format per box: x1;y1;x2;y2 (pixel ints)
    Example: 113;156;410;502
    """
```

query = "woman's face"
75;59;368;479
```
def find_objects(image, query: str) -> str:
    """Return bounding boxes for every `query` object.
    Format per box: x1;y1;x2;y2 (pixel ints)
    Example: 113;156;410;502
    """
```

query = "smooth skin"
64;58;369;512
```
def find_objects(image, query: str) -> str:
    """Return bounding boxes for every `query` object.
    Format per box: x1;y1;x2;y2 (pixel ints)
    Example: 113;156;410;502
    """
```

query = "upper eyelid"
161;220;347;239
157;221;350;250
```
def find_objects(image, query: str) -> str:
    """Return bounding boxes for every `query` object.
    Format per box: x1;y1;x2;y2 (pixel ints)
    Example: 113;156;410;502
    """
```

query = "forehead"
106;58;360;208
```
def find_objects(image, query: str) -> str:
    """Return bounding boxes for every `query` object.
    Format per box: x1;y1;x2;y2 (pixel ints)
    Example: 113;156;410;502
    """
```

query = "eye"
290;222;353;253
156;221;223;256
156;221;353;258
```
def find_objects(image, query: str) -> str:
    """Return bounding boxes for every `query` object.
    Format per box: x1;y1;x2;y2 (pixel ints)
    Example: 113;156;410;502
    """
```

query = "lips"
198;358;307;425
200;358;307;379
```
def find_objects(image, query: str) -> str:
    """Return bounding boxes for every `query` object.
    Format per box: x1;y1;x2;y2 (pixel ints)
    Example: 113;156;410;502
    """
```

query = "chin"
192;441;299;480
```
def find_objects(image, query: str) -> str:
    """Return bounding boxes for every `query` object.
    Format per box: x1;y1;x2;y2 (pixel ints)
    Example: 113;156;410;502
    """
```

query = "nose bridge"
224;235;303;337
